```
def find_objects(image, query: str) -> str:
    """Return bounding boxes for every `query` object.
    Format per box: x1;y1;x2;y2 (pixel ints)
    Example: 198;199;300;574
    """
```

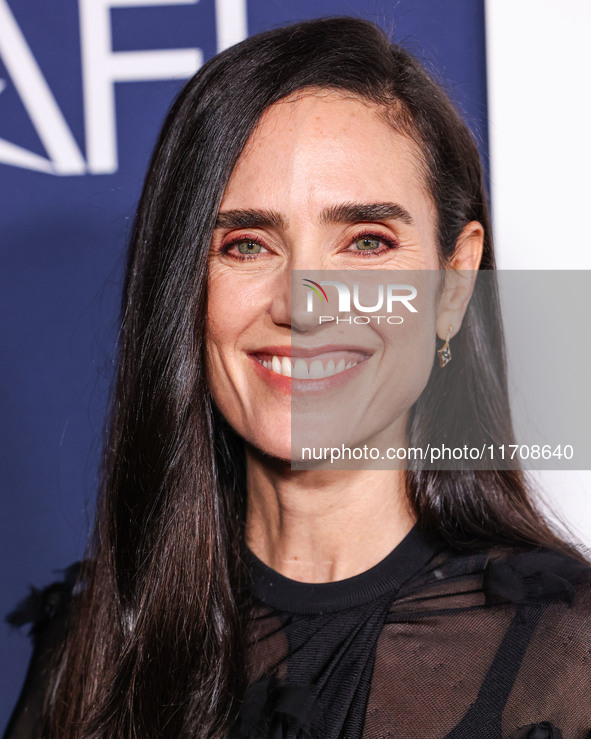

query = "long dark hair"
44;16;584;738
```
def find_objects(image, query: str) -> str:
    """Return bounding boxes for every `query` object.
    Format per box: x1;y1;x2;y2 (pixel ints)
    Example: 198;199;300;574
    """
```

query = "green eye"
354;237;381;251
236;240;262;254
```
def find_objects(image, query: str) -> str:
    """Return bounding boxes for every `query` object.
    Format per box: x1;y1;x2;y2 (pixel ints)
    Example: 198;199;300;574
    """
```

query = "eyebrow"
214;209;286;229
214;201;413;230
319;201;413;226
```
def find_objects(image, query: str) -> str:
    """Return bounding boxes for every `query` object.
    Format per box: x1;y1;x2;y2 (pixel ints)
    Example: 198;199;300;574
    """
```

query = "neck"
244;448;417;583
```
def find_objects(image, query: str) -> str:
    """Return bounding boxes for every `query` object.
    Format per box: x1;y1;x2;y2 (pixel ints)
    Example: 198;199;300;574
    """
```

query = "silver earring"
438;325;453;368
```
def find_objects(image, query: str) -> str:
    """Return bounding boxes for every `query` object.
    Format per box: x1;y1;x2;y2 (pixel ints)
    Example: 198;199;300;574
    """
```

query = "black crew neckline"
247;523;440;614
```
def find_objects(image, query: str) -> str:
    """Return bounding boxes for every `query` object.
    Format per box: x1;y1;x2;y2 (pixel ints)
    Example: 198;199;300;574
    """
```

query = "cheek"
206;270;258;343
204;270;272;414
204;270;292;459
377;273;440;401
377;313;436;403
205;274;248;396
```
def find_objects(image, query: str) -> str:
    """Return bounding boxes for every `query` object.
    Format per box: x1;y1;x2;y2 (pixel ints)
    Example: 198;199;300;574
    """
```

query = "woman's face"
206;90;479;461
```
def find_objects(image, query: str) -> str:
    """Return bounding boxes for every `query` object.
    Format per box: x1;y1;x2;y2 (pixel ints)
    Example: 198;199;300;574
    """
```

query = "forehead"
221;90;434;227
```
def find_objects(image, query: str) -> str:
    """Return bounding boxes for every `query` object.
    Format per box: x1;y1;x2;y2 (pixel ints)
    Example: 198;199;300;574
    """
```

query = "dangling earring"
438;325;453;367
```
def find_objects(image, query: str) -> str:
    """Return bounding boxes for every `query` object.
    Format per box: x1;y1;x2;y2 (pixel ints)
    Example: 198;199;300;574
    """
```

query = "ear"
436;221;484;340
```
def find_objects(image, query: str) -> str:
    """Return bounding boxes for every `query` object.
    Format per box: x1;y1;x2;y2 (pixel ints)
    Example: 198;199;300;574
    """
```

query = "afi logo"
303;279;418;313
0;0;247;175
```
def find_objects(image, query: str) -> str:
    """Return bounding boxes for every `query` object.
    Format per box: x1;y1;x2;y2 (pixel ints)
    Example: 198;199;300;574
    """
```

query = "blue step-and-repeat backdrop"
0;0;487;727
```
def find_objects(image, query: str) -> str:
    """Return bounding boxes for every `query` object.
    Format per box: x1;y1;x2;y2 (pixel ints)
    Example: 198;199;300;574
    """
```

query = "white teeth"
292;358;309;379
309;359;324;379
281;356;291;377
258;354;363;379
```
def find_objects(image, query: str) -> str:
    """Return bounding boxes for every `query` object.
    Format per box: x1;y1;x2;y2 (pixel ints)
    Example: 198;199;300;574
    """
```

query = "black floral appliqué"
483;549;590;606
230;674;323;739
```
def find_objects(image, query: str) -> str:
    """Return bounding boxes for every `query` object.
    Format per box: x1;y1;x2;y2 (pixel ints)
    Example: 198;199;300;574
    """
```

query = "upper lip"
250;344;374;359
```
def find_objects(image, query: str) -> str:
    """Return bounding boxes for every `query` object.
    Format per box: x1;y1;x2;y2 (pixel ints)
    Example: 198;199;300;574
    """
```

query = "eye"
353;236;382;251
235;240;263;255
218;237;270;261
345;232;400;256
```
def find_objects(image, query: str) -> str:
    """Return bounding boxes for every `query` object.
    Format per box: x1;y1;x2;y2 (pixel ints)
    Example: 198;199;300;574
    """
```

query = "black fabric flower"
483;549;590;606
230;674;323;739
5;562;81;636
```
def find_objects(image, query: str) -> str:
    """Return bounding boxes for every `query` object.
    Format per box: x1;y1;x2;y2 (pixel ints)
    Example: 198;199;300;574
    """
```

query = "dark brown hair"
44;16;584;738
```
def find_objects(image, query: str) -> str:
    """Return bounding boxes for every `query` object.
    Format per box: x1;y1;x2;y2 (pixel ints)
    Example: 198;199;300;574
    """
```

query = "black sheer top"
5;525;591;738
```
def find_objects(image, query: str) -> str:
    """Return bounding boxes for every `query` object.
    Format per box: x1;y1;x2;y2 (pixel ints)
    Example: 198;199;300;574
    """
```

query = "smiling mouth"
253;351;369;380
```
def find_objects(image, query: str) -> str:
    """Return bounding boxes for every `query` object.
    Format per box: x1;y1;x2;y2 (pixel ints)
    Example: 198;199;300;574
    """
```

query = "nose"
268;267;321;333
